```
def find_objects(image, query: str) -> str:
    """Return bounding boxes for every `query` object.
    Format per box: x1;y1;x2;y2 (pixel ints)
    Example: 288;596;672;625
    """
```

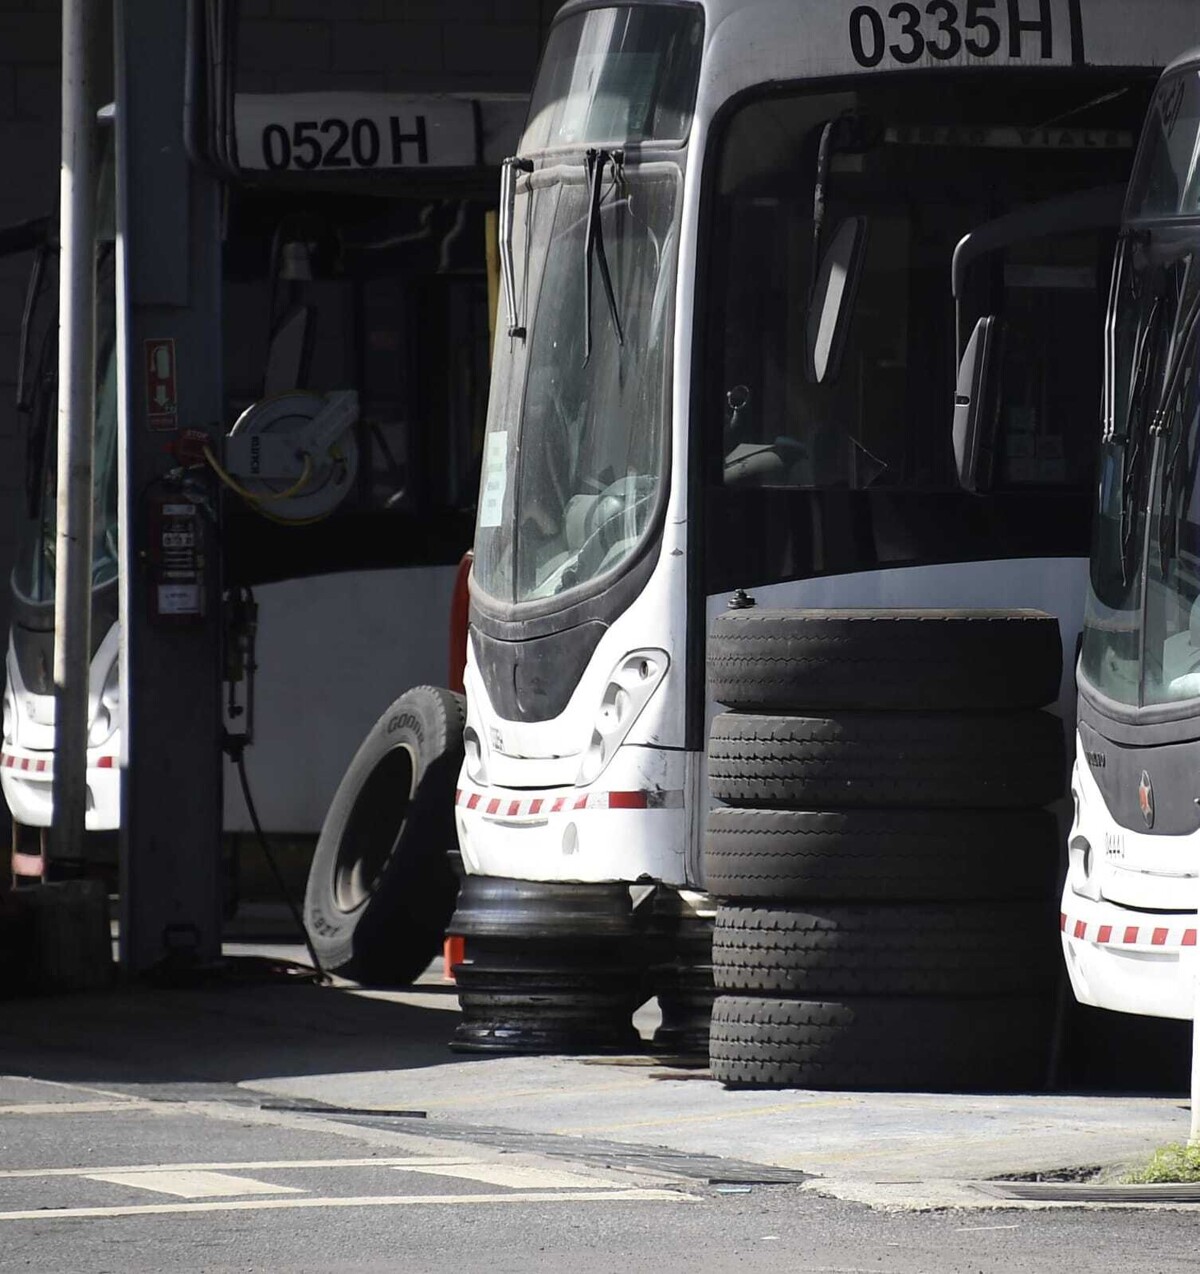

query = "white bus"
457;0;1200;893
1065;46;1200;1022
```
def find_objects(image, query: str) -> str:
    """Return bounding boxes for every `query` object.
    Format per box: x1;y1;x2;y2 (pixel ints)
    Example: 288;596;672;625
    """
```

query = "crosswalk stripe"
0;1157;473;1180
401;1164;623;1190
84;1170;304;1199
0;1102;136;1117
0;1188;694;1222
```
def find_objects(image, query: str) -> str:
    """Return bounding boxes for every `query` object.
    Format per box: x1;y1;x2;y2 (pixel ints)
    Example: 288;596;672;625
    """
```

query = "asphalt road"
0;1072;1197;1274
3;940;1200;1273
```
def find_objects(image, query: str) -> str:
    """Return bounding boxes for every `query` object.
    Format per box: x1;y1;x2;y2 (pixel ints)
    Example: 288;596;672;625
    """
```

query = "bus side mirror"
953;316;1003;493
806;216;868;385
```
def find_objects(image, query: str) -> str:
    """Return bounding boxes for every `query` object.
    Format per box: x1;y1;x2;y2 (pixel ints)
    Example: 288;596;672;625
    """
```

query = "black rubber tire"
712;903;1058;996
707;711;1065;809
447;875;634;943
303;686;464;986
708;609;1062;712
704;807;1059;903
451;963;642;1055
710;995;1053;1091
650;963;716;1060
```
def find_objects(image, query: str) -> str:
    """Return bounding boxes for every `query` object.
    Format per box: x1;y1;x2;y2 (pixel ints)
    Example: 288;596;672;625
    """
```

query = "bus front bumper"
455;746;695;887
1060;896;1198;1021
0;742;121;832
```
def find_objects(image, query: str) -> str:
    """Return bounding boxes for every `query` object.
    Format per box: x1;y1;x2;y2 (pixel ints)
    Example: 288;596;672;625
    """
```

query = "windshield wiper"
1151;261;1200;573
583;148;624;364
1117;293;1163;584
499;155;533;340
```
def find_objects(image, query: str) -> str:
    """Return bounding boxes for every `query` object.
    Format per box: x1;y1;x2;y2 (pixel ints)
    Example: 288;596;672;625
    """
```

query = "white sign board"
235;93;479;173
703;0;1200;109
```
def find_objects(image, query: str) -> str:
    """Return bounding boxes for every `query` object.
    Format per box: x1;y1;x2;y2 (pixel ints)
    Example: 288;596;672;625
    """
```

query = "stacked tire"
704;608;1066;1091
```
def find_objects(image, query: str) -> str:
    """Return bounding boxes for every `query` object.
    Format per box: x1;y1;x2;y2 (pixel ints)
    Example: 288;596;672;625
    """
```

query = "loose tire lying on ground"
712;903;1058;997
707;711;1065;809
703;807;1059;903
708;609;1062;713
709;994;1053;1091
452;958;642;1055
448;877;644;1055
447;875;634;942
303;685;464;986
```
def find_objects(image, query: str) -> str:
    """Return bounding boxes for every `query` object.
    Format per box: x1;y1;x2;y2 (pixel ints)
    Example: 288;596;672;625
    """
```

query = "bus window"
707;78;1137;496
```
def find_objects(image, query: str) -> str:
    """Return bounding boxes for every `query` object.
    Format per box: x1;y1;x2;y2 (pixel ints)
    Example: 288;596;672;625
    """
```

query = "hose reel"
214;389;358;524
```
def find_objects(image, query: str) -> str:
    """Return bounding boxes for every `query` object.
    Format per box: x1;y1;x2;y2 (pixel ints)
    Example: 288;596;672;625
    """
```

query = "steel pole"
50;0;97;870
1192;972;1200;1147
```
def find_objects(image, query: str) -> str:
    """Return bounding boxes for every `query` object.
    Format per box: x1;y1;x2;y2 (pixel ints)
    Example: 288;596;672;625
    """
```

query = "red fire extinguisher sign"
145;338;178;430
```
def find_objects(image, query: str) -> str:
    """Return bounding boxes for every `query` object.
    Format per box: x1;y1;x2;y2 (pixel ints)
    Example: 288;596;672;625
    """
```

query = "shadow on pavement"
0;973;479;1091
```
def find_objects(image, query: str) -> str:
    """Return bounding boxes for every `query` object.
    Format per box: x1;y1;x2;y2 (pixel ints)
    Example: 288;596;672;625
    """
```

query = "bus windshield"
472;6;699;610
1126;64;1200;220
524;5;703;151
474;163;679;606
1081;66;1200;710
13;241;119;608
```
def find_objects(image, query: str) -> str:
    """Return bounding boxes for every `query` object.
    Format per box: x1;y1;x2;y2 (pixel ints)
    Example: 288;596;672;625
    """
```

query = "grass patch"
1123;1143;1200;1184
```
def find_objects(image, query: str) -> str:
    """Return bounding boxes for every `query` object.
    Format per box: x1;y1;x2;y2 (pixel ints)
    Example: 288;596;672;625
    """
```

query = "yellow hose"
203;443;314;504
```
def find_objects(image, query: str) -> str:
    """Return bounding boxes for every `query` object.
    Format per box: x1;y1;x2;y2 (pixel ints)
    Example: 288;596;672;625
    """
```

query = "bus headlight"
88;656;120;747
463;724;488;785
576;649;668;787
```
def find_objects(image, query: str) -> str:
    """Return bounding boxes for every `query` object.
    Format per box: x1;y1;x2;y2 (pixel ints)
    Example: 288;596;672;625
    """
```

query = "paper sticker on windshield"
479;430;509;528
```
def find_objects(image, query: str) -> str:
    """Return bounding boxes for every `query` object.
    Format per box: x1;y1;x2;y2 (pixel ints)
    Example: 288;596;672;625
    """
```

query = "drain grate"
278;1104;809;1186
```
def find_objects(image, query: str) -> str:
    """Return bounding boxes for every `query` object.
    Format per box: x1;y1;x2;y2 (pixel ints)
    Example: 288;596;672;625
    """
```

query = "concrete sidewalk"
255;963;1195;1210
3;936;1193;1211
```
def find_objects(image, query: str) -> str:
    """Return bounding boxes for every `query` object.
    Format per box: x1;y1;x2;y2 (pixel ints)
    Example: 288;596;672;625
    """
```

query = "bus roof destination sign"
701;0;1200;102
234;93;525;174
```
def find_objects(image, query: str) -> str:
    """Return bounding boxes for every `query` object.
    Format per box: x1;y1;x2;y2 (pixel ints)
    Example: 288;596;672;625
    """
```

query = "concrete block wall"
236;0;559;93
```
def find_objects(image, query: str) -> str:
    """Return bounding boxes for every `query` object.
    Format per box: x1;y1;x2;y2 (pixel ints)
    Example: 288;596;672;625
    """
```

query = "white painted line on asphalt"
0;1157;475;1180
401;1164;624;1190
84;1170;304;1199
0;1188;694;1222
0;1102;137;1116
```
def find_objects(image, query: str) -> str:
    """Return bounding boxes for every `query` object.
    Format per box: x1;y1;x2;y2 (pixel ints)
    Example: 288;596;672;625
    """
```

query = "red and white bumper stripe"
0;751;116;775
1;753;50;774
1061;912;1198;950
455;787;683;818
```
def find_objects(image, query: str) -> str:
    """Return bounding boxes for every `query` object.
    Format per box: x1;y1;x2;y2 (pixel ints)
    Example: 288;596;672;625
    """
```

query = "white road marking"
0;1102;136;1116
401;1163;623;1190
0;1188;693;1222
0;1157;474;1180
84;1170;303;1199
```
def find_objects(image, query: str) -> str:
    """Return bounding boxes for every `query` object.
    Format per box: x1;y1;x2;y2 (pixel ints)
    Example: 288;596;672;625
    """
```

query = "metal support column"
49;0;97;871
114;0;224;972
